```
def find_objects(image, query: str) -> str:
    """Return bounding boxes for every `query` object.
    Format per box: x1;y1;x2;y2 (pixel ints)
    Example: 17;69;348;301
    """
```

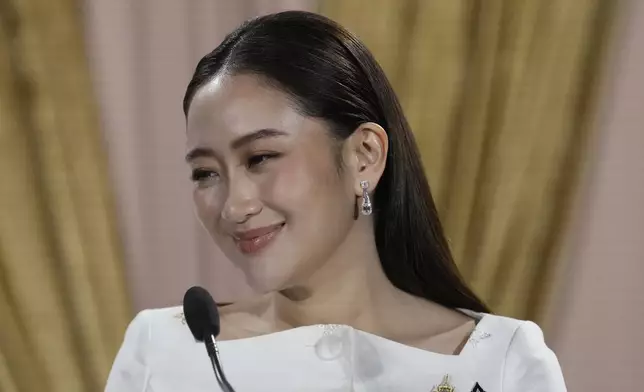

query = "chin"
244;274;290;295
236;257;292;294
221;241;300;294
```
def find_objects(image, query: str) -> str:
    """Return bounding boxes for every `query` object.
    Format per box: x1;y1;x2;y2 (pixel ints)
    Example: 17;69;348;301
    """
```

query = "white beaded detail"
468;329;491;346
318;324;343;336
174;312;186;325
314;324;346;360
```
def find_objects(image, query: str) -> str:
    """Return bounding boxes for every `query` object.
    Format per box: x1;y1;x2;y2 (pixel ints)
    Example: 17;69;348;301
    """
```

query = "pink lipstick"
233;223;284;254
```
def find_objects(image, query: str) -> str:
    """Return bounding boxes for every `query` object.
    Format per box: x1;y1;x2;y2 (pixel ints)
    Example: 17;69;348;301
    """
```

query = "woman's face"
186;74;357;293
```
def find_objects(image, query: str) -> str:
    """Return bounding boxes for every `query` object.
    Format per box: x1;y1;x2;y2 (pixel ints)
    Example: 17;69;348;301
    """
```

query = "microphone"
183;286;236;392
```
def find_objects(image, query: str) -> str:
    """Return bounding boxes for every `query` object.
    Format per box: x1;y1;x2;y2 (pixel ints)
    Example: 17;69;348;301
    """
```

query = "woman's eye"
247;153;279;168
190;168;219;186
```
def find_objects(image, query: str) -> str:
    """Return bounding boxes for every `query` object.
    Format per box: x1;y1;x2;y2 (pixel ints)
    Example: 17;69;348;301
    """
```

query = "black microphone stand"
204;332;235;392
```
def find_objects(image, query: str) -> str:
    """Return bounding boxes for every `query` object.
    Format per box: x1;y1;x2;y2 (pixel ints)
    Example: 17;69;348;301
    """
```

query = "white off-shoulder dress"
105;307;566;391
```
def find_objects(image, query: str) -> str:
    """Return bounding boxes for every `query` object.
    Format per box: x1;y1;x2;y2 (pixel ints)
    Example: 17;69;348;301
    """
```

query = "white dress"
105;307;567;391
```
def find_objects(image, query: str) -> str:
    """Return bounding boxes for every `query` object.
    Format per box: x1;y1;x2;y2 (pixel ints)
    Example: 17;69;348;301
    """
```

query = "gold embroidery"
432;375;455;392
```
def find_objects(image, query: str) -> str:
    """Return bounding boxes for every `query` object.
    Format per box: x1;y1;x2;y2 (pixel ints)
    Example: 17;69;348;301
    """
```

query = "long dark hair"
183;11;489;313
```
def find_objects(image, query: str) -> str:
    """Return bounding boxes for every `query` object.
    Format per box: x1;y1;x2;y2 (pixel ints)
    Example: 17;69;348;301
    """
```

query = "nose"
220;174;262;224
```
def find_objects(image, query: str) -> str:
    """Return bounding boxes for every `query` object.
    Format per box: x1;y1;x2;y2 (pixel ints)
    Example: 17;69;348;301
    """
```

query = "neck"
273;220;409;333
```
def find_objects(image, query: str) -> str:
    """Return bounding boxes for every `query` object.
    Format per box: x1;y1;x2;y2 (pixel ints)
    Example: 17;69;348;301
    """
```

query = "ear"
343;122;388;196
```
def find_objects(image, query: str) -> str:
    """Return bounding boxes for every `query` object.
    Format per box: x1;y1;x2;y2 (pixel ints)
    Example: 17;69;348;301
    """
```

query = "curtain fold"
0;0;131;391
320;0;615;324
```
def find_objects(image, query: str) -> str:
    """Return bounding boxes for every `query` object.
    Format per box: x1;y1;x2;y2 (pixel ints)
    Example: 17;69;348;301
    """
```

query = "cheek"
260;153;351;220
193;187;224;229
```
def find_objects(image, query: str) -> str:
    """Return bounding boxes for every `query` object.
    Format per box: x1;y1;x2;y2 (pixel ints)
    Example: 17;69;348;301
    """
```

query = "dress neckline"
216;310;490;359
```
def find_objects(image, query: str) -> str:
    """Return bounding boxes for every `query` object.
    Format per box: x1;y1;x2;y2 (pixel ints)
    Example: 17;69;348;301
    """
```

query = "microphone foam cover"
183;286;221;341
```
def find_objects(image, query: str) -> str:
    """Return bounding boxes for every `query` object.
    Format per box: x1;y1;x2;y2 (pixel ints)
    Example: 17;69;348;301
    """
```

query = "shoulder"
106;306;188;391
472;313;567;391
127;306;186;329
502;319;566;391
112;307;198;361
120;306;195;348
124;303;250;340
126;296;275;340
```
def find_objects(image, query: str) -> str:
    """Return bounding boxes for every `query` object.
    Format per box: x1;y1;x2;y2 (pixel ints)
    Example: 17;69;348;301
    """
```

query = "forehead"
186;74;305;144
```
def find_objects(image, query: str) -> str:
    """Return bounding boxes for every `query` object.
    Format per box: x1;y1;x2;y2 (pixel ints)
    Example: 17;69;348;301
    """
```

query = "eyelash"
190;153;280;184
190;168;218;183
247;153;280;168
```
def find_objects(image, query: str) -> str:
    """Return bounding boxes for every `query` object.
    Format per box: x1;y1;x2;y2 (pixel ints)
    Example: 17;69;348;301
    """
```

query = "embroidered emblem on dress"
470;382;486;391
431;375;455;392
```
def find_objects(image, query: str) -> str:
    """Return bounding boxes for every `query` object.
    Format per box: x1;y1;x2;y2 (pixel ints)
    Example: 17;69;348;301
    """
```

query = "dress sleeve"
501;321;567;392
105;310;153;392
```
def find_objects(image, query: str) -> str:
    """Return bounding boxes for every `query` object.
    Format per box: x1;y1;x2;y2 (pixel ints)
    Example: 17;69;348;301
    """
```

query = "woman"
106;10;566;392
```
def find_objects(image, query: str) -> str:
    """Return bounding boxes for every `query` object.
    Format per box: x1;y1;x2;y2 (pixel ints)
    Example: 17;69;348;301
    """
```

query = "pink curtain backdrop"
84;1;643;389
549;0;644;390
83;0;316;310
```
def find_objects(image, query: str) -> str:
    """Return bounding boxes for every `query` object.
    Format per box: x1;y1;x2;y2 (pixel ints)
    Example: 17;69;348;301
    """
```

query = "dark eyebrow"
185;128;287;162
230;128;287;150
185;147;216;162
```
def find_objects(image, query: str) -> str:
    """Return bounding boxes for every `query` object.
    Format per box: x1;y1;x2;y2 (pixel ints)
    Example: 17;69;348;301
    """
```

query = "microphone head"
183;286;221;341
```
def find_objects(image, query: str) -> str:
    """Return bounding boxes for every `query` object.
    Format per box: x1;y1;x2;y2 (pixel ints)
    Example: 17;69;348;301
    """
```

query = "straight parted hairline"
185;69;348;170
183;10;490;314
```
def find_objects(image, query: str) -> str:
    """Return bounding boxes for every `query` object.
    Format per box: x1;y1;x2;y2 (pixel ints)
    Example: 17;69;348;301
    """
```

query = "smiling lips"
233;223;284;254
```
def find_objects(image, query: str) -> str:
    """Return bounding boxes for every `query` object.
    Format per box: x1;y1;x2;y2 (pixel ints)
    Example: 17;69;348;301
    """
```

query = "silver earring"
360;180;372;216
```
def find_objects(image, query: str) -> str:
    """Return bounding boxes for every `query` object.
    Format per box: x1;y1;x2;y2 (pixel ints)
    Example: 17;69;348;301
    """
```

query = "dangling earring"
360;180;372;216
